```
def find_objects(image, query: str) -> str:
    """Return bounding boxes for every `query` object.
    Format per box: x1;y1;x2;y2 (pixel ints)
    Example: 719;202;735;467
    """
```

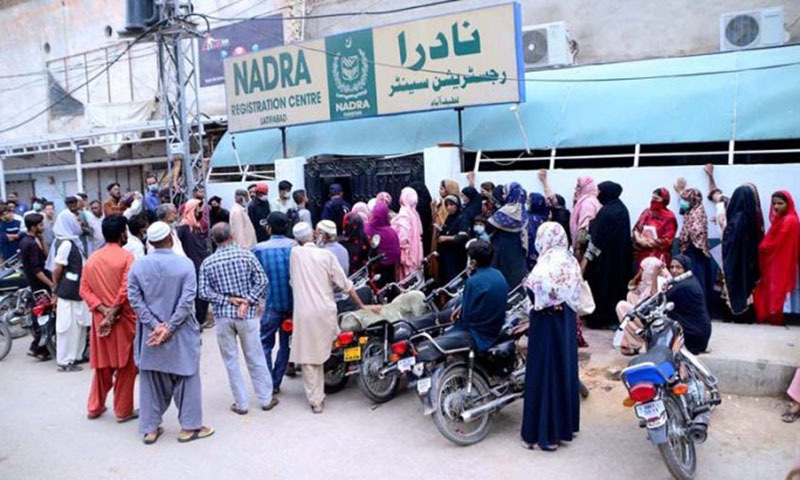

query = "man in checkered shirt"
199;222;279;415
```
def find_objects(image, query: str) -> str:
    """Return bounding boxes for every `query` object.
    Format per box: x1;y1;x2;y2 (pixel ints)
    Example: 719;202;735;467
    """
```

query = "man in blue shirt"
321;184;351;235
143;173;161;220
0;205;22;260
450;240;509;351
8;192;29;216
251;212;297;393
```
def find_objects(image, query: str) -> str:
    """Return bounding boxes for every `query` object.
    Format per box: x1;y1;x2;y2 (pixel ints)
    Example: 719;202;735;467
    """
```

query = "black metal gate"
304;153;425;222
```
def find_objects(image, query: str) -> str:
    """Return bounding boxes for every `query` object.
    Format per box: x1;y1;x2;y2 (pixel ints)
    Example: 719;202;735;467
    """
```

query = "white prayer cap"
316;220;337;236
147;221;171;243
293;221;313;241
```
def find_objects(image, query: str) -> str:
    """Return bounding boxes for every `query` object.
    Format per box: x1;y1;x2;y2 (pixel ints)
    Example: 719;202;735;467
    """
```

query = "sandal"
87;407;107;420
116;409;139;423
782;404;800;423
230;404;248;415
521;441;558;452
143;426;164;445
177;426;215;443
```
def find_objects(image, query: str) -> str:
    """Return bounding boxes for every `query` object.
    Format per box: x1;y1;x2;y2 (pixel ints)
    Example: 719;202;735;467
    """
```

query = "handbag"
576;280;596;317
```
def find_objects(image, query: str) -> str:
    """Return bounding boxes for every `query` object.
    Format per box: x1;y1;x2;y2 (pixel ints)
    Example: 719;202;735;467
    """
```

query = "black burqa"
668;255;712;354
410;181;434;256
461;186;482;231
583;181;633;329
550;194;572;247
722;185;765;316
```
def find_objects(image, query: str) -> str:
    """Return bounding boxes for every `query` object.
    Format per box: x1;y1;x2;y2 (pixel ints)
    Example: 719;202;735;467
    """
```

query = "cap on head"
147;221;171;243
316;220;337;236
256;183;269;195
65;195;80;204
292;221;313;241
329;183;343;195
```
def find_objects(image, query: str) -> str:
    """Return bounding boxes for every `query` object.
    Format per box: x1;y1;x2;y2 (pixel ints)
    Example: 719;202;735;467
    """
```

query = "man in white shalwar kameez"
288;222;378;413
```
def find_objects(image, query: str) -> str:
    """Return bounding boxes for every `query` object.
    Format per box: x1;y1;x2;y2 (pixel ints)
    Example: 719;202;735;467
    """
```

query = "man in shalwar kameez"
79;216;138;422
127;221;213;444
288;222;378;413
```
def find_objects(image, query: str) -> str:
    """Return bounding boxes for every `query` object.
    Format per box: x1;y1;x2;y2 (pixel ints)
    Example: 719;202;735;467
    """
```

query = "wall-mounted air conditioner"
522;22;574;71
720;7;786;51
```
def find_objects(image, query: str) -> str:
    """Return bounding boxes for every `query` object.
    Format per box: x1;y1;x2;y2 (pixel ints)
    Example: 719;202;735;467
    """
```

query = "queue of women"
338;164;799;448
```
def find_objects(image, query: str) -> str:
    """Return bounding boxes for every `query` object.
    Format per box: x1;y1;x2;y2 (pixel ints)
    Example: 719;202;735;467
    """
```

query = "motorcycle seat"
415;328;474;362
392;309;453;341
628;344;674;369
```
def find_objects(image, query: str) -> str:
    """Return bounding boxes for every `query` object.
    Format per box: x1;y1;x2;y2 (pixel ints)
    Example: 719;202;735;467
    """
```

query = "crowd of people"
2;162;798;448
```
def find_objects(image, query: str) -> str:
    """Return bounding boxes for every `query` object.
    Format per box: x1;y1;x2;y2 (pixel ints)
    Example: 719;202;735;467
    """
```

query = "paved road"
0;329;796;479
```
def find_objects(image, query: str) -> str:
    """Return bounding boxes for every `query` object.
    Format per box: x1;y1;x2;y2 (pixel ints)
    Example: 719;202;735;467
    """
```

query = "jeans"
260;309;291;388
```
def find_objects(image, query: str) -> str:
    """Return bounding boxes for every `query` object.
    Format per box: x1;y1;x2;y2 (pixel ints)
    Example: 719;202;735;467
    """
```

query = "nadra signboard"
224;2;525;133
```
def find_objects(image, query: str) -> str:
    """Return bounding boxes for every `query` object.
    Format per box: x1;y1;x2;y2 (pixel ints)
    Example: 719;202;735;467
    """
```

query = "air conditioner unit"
521;22;574;71
720;7;786;51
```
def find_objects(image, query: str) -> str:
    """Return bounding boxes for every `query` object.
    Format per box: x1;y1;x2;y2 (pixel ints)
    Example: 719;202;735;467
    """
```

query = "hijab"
678;188;709;255
550;193;572;246
351;202;370;222
181;199;202;231
525;192;550;268
461;187;482;227
488;182;528;253
45;209;84;271
410;181;434;254
754;191;800;324
366;202;401;263
722;185;765;315
436;180;461;225
525;222;582;311
441;195;466;236
570;176;602;247
376;191;393;209
343;212;370;274
632;256;671;298
392;187;424;270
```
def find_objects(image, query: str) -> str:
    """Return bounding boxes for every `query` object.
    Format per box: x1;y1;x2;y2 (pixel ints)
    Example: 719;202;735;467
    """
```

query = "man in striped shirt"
251;212;296;394
199;223;278;414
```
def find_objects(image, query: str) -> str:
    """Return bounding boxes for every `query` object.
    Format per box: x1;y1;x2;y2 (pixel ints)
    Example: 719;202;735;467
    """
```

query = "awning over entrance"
211;44;800;167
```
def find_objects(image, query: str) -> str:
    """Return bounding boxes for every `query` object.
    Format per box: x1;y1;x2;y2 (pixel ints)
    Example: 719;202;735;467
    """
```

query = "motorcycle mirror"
665;302;675;312
371;234;381;248
372;274;382;283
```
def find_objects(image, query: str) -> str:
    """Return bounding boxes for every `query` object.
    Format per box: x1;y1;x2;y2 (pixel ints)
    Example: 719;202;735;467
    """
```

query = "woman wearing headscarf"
365;202;401;288
176;199;211;328
434;180;461;226
722;184;765;320
754;191;800;326
480;181;497;217
391;187;424;280
583;181;633;329
616;257;672;355
570;177;602;260
461;186;482;232
521;222;581;452
678;187;712;315
526;192;550;270
351;202;370;223
487;182;528;289
342;212;371;276
409;181;434;257
435;196;469;284
550;194;572;247
665;255;712;354
376;191;395;219
632;187;677;265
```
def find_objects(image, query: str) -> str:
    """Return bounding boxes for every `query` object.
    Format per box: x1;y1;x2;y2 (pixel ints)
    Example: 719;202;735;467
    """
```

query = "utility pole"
151;0;204;196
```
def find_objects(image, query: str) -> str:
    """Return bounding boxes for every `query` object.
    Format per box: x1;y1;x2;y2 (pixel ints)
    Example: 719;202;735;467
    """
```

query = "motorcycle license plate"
635;400;665;422
397;356;416;373
343;346;361;362
416;377;432;394
36;314;49;326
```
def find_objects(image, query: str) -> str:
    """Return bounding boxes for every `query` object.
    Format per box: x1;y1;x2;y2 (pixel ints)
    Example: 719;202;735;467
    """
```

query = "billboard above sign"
224;2;524;133
199;16;284;87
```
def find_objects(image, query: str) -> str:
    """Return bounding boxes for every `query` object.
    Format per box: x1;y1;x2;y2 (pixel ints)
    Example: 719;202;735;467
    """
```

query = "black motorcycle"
620;272;721;480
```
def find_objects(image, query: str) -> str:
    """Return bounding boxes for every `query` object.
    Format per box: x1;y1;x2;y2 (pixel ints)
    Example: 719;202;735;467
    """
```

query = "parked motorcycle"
0;253;33;339
620;272;721;480
409;285;530;445
32;291;56;359
374;252;438;305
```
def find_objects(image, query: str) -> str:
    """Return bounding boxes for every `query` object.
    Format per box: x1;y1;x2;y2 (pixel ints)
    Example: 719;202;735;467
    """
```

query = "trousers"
260;309;291;388
216;316;273;409
301;363;325;407
87;358;137;418
138;369;203;435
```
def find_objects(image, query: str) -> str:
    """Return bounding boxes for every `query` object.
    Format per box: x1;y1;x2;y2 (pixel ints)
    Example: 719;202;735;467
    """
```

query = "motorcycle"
619;272;721;480
31;291;56;359
0;253;33;340
409;285;530;446
374;252;438;305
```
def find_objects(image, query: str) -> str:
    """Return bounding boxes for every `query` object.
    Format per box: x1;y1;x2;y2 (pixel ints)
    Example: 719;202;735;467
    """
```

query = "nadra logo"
232;50;312;96
331;37;370;100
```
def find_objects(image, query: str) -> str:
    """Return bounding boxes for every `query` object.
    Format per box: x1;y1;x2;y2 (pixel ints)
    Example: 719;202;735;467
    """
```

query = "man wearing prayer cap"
316;220;348;273
321;184;351;235
288;222;379;413
127;221;214;444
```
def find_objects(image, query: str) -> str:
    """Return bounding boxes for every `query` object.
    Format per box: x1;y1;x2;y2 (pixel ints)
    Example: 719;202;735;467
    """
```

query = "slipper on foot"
262;398;280;411
143;427;164;445
230;404;248;415
117;409;139;423
178;426;214;443
87;407;107;420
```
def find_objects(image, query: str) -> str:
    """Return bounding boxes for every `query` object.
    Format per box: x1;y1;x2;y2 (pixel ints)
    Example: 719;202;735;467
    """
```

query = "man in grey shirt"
127;221;213;445
316;220;349;274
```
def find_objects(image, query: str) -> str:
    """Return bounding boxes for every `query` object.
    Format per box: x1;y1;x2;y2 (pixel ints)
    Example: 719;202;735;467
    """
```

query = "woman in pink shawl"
391;187;424;280
351;202;370;222
570;177;602;260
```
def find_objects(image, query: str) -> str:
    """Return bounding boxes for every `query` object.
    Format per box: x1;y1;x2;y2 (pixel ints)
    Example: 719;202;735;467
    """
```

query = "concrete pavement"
0;327;797;480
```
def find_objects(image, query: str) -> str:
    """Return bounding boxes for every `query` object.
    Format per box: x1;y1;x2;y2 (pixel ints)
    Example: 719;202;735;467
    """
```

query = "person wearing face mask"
248;183;272;244
316;220;349;273
631;187;677;265
208;196;229;228
271;181;295;214
143;174;161;219
472;217;490;242
678;187;712;316
23;197;46;219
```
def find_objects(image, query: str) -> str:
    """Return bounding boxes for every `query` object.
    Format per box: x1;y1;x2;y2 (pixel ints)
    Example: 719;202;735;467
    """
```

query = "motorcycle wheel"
432;366;492;446
0;295;28;339
0;320;11;361
357;340;400;403
324;360;349;394
658;395;697;480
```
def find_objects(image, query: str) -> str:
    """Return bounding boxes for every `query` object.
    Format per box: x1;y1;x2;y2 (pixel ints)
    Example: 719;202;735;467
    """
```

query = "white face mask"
259;195;269;202
473;225;485;234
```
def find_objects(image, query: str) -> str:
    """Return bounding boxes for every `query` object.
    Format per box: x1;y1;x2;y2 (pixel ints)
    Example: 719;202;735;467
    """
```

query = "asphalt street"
0;329;796;480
